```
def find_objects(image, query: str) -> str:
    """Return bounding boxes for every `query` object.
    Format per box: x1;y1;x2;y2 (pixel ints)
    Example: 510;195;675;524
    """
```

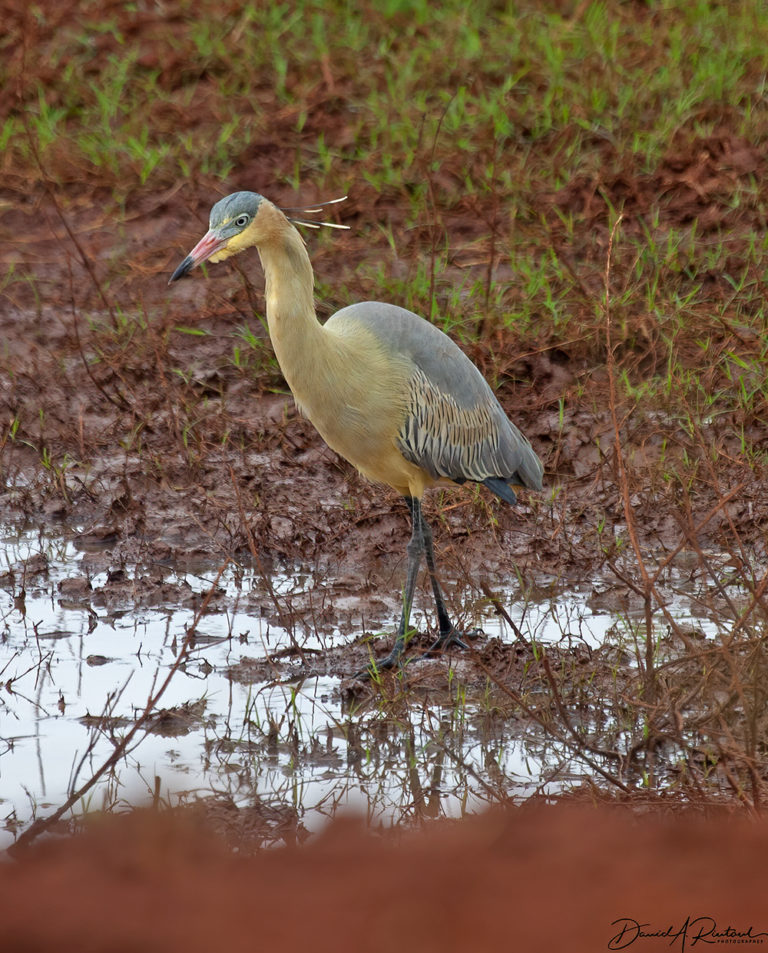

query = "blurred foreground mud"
2;805;766;953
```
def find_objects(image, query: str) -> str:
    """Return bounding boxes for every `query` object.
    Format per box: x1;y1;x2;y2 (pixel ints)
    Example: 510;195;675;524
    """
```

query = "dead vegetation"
2;1;768;847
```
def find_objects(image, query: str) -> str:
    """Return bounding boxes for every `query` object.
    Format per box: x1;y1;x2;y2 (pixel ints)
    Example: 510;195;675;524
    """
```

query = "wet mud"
3;806;768;953
3;0;768;878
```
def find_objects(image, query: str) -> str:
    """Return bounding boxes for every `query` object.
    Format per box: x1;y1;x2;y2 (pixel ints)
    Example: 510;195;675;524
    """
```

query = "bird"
169;191;544;674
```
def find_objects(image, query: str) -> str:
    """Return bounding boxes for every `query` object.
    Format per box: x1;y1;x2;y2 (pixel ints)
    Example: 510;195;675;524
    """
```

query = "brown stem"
8;562;230;856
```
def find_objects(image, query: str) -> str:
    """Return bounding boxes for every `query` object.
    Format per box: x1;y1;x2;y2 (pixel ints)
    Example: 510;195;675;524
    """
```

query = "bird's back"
326;302;543;495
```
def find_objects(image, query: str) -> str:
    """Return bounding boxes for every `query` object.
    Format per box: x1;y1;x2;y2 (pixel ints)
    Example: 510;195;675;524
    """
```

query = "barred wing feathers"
327;302;543;498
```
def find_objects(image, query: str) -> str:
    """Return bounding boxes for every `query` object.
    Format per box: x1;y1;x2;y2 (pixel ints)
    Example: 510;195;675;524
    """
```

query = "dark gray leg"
420;515;470;656
359;497;472;677
366;496;424;671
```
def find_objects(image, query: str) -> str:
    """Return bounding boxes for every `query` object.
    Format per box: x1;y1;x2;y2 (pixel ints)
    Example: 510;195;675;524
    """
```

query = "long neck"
256;214;325;400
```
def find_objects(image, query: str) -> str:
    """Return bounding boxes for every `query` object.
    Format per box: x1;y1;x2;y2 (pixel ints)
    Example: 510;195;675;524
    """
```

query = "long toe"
354;646;405;680
422;626;484;659
356;627;482;677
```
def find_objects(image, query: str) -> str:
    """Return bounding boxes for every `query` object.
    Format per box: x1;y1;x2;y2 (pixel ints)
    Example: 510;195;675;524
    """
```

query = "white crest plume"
281;195;350;230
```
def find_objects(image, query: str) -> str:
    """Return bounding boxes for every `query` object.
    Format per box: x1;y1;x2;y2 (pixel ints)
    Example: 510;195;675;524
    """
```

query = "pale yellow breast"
289;318;435;497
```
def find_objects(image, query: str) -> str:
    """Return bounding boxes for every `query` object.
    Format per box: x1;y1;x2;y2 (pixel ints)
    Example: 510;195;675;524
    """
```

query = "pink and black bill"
169;229;226;283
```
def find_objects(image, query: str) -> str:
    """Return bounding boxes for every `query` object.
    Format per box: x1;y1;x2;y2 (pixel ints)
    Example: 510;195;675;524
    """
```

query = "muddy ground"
4;5;768;948
4;805;768;953
0;184;574;689
4;6;768;683
2;174;766;691
3;2;768;831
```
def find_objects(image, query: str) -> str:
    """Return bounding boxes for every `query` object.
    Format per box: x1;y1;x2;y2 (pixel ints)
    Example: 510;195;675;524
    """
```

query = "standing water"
0;522;723;849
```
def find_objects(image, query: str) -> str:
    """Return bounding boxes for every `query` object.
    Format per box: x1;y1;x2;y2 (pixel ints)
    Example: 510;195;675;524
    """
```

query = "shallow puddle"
0;523;727;848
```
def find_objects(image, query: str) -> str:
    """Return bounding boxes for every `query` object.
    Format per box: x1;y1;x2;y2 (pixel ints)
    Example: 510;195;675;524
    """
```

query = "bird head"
169;191;267;283
169;191;349;283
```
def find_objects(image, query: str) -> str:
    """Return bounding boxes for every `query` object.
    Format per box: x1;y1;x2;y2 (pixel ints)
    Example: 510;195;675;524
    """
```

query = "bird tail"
482;478;518;505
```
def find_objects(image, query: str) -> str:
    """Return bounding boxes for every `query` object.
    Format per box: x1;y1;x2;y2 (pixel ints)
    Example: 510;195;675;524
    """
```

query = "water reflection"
0;522;731;849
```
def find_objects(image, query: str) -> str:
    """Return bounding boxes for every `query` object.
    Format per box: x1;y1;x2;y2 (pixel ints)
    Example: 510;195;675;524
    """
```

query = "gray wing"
327;302;544;492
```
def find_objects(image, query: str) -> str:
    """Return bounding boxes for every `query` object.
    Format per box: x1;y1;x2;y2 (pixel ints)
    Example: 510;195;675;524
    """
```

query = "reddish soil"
3;15;768;667
3;0;768;888
3;171;764;681
3;184;766;699
3;805;767;953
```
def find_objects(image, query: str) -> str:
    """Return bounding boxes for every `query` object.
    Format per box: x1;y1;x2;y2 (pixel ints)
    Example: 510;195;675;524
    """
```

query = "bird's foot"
353;643;407;681
421;626;483;659
354;627;483;680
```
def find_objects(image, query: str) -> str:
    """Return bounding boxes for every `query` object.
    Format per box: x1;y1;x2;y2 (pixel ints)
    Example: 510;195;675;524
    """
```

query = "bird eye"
235;214;250;228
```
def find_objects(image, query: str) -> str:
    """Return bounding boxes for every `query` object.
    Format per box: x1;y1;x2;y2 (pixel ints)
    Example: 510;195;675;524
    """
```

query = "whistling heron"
170;191;543;673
